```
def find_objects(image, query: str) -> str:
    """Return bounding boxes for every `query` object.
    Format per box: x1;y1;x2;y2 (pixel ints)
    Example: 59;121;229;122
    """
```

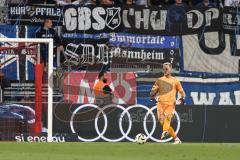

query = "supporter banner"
49;104;240;142
63;6;222;35
183;33;240;74
63;72;136;104
137;76;240;105
0;25;37;81
8;4;62;25
0;25;17;38
182;78;240;105
63;38;110;71
109;33;180;48
223;7;240;34
110;47;180;72
63;5;123;33
63;33;181;72
8;4;239;35
122;6;221;35
109;33;181;72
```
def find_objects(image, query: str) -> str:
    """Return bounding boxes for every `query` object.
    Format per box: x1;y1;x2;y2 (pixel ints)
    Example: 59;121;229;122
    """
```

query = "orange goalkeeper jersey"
150;75;184;105
93;80;107;97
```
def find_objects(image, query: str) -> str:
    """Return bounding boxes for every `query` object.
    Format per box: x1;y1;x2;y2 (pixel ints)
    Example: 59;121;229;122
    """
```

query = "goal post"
0;38;54;142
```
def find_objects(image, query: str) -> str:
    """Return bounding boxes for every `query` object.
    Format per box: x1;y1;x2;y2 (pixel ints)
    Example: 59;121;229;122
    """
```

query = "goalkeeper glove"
178;98;185;105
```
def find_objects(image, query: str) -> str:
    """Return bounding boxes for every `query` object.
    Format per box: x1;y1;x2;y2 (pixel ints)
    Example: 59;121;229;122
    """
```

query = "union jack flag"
0;33;37;81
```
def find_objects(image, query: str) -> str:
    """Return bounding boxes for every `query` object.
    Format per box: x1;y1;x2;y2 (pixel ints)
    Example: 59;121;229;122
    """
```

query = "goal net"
0;38;54;142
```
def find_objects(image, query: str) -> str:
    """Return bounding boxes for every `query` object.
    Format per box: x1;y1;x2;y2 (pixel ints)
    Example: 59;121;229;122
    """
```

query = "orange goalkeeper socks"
168;126;177;139
163;116;171;132
162;116;177;139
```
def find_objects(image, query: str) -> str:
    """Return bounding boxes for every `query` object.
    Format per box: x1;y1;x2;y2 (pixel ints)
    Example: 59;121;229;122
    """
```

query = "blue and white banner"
183;33;240;74
109;33;180;49
109;33;181;72
137;76;240;105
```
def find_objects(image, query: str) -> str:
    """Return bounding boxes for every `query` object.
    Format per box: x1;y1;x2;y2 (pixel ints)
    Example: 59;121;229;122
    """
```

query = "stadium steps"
2;82;63;103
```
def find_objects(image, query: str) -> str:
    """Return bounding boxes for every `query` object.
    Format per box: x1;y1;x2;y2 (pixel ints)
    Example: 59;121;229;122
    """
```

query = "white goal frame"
0;38;54;142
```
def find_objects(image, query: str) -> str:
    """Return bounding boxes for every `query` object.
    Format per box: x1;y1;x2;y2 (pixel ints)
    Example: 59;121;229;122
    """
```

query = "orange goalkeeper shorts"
157;103;175;120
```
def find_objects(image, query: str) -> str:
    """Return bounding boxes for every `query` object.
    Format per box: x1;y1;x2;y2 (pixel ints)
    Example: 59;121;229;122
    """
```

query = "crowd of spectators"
2;0;240;7
40;0;239;7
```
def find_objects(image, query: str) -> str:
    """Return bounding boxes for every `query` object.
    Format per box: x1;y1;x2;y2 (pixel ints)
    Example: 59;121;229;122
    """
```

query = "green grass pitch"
0;142;239;160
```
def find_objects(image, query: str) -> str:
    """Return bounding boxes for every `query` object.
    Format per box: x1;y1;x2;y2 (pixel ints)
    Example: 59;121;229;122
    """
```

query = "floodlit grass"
0;142;239;160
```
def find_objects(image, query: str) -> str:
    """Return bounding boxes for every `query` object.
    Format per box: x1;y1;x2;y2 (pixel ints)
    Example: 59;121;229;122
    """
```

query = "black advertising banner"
63;5;123;34
223;7;240;34
8;4;63;25
178;106;240;142
48;104;240;142
62;38;110;71
3;103;240;142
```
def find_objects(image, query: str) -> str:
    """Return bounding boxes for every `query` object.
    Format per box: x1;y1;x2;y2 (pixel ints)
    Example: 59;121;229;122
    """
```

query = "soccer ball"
135;133;147;144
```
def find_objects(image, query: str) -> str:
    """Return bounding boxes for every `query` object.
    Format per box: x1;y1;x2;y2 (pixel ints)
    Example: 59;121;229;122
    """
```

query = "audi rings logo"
70;104;180;142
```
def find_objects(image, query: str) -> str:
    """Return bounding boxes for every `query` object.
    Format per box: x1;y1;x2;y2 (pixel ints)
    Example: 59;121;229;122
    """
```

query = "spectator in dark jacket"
193;0;224;6
124;0;134;5
150;0;175;6
54;0;81;5
99;0;113;4
31;0;55;4
35;19;63;66
174;0;187;6
82;0;97;5
197;0;216;7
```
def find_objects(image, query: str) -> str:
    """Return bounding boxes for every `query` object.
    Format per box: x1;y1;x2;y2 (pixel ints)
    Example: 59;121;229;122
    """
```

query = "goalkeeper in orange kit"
150;62;185;144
